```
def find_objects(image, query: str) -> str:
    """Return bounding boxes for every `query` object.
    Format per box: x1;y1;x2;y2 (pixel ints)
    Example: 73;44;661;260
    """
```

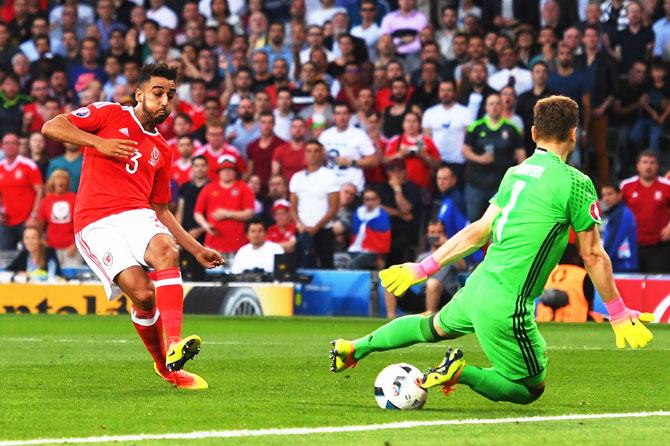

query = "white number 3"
125;151;142;174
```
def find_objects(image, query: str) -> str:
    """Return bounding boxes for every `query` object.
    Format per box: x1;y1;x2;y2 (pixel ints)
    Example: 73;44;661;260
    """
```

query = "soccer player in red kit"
42;64;223;390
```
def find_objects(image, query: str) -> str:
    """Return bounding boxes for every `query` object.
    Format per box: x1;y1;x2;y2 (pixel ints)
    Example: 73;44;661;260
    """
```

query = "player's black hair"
138;63;177;85
192;154;208;165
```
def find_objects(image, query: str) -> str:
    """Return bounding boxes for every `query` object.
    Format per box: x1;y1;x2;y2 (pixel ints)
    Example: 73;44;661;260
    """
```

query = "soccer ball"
374;363;427;410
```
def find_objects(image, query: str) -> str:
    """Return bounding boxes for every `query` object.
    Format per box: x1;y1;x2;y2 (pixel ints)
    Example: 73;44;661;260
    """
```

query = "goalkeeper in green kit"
329;96;654;404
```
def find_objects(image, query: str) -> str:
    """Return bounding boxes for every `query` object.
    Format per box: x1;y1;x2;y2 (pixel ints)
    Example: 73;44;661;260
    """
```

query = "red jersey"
620;175;670;246
272;142;306;182
364;137;388;185
66;102;173;232
23;102;51;134
194;180;255;253
38;192;77;249
171;158;192;186
247;135;286;190
0;156;42;226
267;222;296;244
375;86;414;112
193;144;246;182
385;134;440;189
177;101;206;132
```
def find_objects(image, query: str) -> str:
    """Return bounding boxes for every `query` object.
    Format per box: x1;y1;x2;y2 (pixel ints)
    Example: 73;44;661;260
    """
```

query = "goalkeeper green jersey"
469;147;602;300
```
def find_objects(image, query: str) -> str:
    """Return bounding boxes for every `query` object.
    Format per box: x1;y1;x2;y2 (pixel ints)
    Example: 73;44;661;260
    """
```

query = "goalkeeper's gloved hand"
379;256;441;297
605;297;654;349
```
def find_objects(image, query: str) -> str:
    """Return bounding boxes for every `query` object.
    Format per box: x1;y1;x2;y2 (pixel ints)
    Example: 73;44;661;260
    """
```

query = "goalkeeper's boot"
166;334;201;372
329;339;358;373
154;363;208;390
421;348;465;395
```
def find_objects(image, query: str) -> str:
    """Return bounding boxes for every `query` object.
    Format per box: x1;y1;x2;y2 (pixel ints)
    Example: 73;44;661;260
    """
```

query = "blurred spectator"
379;159;422;265
612;1;654;75
147;0;178;30
250;50;273;92
384;111;441;190
488;47;533;95
462;94;525;222
167;114;202;156
0;74;31;138
308;0;346;27
437;6;458;61
375;60;413;112
221;67;254;122
601;183;638;272
334;61;364;111
265;57;294;108
226;97;260;157
194;154;254;256
630;59;670;153
19;16;49;62
102;56;126;102
263;21;293;67
96;0;127;50
601;0;632;32
434;165;466;231
299;79;334;130
410;59;440;111
23;78;51;135
319;103;377;191
27;132;48;179
620;150;670;273
272;117;307;182
266;199;297;253
499;86;524;134
576;24;617;185
457;60;497;120
231;217;284;274
68;37;106;93
530;26;559;70
246;111;286;191
289;140;339;268
332;182;359;252
351;0;381;60
0;133;42;250
422;80;471;184
382;77;417;139
653;0;670;59
194;122;245;181
176;79;207;133
406;41;446;86
547;42;590;164
176;155;210;281
380;0;428;56
384;220;464;319
47;143;82;193
347;187;391;269
300;25;335;64
325;13;368;64
349;87;375;131
6;226;61;282
0;21;17;72
273;87;295;140
454;35;496;83
360;111;388;186
37;169;81;267
171;135;195;187
612;61;648;176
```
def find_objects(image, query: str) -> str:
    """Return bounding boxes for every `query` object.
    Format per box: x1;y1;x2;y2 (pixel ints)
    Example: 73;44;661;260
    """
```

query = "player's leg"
330;288;471;373
115;266;170;376
383;289;397;319
144;232;200;372
444;283;548;404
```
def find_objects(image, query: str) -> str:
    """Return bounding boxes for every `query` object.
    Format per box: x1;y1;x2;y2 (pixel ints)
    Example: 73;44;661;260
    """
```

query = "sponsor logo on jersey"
149;146;160;167
119;128;129;137
72;107;90;118
102;252;113;268
589;200;602;223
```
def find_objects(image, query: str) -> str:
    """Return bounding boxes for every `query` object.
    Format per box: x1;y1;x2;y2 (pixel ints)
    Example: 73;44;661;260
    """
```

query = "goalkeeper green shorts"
436;274;548;386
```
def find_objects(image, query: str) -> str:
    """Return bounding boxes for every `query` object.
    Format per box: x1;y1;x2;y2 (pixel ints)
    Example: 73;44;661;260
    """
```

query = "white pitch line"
0;411;668;446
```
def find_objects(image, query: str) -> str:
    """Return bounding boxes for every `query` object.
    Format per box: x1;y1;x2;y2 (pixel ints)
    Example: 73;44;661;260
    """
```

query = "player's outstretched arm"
576;226;654;349
380;204;500;296
151;203;223;268
42;115;137;159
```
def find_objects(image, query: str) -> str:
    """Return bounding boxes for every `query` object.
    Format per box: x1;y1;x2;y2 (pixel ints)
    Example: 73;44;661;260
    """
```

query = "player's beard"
143;99;170;125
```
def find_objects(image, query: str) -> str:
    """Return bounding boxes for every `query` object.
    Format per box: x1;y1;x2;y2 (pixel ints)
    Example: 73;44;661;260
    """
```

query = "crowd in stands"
1;0;670;283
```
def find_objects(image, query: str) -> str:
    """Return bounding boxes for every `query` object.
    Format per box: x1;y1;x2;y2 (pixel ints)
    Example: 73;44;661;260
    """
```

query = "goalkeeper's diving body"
330;95;654;404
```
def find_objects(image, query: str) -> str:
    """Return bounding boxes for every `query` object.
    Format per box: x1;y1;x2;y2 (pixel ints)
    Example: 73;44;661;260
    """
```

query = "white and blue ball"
374;363;427;410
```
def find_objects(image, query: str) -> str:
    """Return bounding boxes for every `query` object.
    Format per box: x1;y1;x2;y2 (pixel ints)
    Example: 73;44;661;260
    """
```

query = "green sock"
352;314;440;361
459;366;543;405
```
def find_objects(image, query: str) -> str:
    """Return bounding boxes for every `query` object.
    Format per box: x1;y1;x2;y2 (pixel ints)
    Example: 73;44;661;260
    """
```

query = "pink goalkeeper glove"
379;256;441;296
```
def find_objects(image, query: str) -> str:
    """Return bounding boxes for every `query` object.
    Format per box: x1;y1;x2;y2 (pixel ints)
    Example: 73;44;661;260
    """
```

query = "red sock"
154;267;184;346
131;306;168;375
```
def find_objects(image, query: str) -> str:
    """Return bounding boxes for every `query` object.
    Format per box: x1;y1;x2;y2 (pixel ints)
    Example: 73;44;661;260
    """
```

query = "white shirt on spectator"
307;6;346;26
422;102;472;164
231;241;284;274
273;110;294;141
488;67;533;96
318;126;375;192
147;5;178;29
299;47;336;64
351;23;381;60
289;166;339;228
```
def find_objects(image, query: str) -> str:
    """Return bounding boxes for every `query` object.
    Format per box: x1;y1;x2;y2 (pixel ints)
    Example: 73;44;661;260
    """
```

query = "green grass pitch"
0;315;668;445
